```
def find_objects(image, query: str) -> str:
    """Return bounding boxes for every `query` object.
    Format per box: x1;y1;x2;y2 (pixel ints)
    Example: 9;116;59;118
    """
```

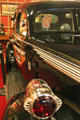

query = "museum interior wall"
0;0;31;36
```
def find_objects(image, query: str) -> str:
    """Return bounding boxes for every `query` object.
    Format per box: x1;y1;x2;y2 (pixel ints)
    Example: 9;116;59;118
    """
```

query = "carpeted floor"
0;64;7;120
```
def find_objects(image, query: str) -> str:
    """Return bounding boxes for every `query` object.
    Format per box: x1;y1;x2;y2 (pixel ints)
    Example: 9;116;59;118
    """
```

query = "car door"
13;9;30;67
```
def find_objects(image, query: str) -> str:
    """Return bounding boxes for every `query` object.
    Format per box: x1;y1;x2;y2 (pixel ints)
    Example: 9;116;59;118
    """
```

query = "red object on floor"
0;64;7;120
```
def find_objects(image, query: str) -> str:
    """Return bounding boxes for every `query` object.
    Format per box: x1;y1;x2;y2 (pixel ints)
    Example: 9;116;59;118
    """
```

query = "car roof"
17;1;80;15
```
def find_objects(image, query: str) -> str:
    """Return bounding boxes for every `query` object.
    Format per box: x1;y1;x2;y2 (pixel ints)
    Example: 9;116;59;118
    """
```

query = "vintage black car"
5;1;80;120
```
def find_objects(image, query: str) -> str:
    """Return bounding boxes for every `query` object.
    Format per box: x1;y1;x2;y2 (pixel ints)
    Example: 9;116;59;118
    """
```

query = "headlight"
24;79;62;119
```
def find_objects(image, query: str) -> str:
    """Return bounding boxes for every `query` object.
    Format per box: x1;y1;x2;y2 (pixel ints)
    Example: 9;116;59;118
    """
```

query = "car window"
76;12;80;31
16;12;21;34
13;13;16;32
32;9;80;66
16;11;30;37
19;12;27;36
34;11;73;32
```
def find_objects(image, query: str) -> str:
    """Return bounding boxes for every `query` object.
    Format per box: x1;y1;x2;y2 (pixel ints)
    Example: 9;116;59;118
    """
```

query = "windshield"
33;10;73;33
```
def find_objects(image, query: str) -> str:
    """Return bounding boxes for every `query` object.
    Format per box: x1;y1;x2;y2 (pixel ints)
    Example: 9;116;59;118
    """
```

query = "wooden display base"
0;35;9;41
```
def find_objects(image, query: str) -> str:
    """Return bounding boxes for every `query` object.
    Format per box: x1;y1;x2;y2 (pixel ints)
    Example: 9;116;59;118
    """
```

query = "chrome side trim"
13;44;25;56
13;34;80;83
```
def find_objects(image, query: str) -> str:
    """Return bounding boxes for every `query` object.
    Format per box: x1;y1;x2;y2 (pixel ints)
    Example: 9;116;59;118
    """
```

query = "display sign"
2;4;17;14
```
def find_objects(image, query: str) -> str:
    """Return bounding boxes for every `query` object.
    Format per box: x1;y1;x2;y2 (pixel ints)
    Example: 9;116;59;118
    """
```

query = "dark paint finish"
5;1;80;120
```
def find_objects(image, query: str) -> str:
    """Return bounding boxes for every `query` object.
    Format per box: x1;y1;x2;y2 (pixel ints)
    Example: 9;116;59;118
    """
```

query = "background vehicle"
5;1;80;120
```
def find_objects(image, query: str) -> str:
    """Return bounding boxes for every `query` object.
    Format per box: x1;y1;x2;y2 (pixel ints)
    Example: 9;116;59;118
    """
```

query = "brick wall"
0;0;31;36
